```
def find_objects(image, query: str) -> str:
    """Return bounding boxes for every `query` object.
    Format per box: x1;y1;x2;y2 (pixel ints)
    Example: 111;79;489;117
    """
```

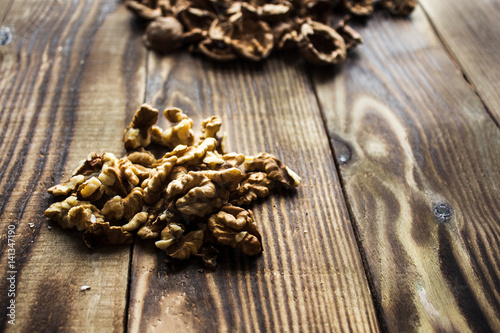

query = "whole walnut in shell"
144;16;184;53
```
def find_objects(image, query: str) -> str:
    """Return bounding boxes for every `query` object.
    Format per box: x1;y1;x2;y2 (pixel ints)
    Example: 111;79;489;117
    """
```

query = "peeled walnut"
46;104;302;266
48;175;85;197
155;222;184;249
175;177;228;216
144;16;184;54
122;212;149;231
138;206;177;239
200;116;222;139
207;204;262;256
230;172;272;206
151;108;195;149
142;156;177;205
244;153;301;188
299;19;346;66
77;176;105;202
83;221;133;248
221;152;245;168
44;196;103;231
342;0;374;16
72;152;103;176
126;150;157;168
123;104;159;149
166;170;205;200
203;151;225;169
379;0;416;15
155;223;204;259
167;168;242;216
231;19;274;61
101;187;145;221
96;154;145;198
176;138;217;165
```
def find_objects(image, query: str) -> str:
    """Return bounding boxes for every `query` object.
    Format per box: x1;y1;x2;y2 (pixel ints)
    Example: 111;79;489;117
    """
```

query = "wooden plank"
311;7;500;332
419;0;500;125
126;52;380;331
0;1;146;331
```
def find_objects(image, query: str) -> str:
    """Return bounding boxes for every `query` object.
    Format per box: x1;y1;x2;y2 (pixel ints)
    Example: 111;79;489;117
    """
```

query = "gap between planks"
418;4;500;129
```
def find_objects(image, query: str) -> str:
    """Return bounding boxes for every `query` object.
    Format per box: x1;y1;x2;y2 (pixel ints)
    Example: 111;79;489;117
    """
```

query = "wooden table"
1;1;499;332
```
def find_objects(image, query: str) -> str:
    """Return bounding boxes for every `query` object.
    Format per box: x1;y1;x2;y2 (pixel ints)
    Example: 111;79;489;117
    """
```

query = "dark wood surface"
311;6;500;332
0;0;499;332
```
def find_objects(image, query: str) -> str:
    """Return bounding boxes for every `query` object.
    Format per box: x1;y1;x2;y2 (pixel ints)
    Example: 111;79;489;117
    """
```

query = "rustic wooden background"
0;0;499;332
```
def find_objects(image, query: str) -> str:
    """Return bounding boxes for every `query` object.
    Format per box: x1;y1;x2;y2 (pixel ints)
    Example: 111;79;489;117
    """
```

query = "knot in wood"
433;203;453;223
0;26;12;46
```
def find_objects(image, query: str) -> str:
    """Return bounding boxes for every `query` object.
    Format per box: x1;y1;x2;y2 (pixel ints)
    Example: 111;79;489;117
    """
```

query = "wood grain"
311;7;500;332
418;0;500;125
0;0;146;331
126;52;380;332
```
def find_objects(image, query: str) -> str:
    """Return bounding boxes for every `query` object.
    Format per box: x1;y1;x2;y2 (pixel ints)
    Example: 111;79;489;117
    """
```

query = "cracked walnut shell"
299;19;347;66
144;16;185;54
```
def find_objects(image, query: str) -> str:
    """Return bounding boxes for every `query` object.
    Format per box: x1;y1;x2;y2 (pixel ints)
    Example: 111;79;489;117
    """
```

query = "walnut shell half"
379;0;416;16
299;20;346;66
231;19;274;62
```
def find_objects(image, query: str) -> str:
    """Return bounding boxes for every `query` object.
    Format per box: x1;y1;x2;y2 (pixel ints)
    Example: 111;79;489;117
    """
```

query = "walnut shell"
379;0;416;15
231;19;274;61
342;0;374;16
298;20;346;66
144;16;184;54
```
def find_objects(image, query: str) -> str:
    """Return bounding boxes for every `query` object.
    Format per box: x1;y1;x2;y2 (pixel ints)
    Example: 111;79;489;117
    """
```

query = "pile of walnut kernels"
125;0;416;65
45;105;300;267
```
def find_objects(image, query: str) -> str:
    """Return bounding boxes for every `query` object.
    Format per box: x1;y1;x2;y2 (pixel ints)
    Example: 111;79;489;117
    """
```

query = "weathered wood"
419;0;500;125
0;0;146;331
126;52;380;332
311;7;500;332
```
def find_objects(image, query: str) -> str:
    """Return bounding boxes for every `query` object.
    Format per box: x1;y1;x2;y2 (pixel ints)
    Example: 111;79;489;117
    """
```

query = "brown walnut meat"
200;116;222;139
124;104;159;149
230;172;272;206
44;196;104;231
83;222;133;248
72;152;103;176
207;204;262;256
244;153;301;188
155;223;204;259
151;108;195;149
45;104;301;267
48;175;85;197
